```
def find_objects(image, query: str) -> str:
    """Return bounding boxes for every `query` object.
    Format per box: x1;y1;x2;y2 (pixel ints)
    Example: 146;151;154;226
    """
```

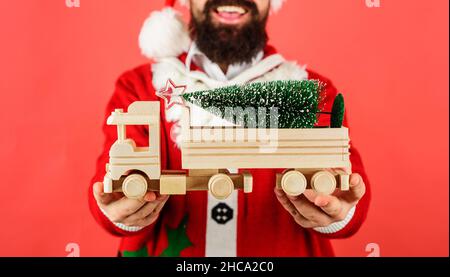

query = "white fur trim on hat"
269;0;286;12
178;0;286;12
138;8;191;60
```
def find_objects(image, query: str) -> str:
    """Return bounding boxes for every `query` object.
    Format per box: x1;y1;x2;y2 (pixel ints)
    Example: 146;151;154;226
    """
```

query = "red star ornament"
156;79;187;109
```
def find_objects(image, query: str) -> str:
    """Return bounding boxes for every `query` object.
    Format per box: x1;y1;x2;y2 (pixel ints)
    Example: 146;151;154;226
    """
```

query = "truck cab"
103;101;161;199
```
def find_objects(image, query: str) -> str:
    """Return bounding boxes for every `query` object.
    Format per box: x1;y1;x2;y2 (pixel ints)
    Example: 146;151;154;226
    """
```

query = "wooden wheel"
281;171;307;196
122;174;148;199
208;174;234;200
311;171;336;195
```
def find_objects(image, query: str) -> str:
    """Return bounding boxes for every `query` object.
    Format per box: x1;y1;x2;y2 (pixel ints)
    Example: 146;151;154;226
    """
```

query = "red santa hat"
139;0;286;60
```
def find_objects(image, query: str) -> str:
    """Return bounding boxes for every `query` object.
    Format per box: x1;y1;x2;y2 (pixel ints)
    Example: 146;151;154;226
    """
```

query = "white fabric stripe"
99;207;143;233
205;169;238;257
313;205;356;234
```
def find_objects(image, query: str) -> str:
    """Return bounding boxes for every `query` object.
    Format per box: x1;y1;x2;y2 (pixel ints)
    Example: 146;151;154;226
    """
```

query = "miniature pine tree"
330;93;345;128
182;80;323;128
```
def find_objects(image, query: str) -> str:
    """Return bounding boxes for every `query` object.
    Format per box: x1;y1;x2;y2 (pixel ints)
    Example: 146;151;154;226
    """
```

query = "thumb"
343;173;366;203
93;182;118;206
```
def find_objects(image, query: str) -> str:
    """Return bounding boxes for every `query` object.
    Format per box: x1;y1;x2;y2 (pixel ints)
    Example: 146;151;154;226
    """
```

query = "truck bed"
181;127;351;169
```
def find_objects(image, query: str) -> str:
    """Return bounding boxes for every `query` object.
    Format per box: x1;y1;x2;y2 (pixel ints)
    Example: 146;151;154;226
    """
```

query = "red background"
0;0;448;257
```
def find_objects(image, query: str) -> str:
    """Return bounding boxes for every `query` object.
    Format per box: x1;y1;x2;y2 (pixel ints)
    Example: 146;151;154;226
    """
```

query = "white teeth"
217;5;246;14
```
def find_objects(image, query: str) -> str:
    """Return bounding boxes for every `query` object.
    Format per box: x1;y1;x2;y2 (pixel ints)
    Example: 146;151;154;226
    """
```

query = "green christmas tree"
182;80;324;129
330;93;345;128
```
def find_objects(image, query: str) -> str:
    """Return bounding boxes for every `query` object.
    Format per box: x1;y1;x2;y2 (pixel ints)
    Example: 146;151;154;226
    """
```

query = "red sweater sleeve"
309;70;372;239
88;64;163;237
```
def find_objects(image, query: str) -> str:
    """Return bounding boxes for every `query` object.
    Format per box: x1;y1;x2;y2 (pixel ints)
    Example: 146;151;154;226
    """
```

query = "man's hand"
93;182;169;228
274;173;366;228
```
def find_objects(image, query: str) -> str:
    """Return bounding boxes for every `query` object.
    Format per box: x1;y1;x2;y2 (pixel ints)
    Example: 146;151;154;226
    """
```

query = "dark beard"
189;0;268;66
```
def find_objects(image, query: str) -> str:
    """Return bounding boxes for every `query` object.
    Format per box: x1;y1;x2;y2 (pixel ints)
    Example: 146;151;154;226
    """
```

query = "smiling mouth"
212;5;250;25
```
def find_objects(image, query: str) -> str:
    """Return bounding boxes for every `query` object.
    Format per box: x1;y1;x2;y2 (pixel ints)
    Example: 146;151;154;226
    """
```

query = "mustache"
203;0;259;16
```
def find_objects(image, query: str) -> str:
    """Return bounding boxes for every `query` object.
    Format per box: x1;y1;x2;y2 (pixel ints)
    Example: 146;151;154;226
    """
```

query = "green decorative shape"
123;246;149;257
159;215;192;257
330;93;345;128
182;80;323;129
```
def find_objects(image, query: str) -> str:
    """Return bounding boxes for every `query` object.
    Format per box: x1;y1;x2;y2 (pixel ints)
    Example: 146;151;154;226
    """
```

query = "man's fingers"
93;182;118;206
303;186;348;220
125;195;169;227
130;196;170;227
303;189;318;203
106;196;148;222
342;173;366;203
314;194;346;220
276;188;333;227
152;195;170;215
122;201;159;225
274;173;363;228
274;188;296;214
144;192;157;202
136;210;161;227
328;167;352;175
93;180;163;224
288;194;333;227
123;195;169;224
274;188;315;228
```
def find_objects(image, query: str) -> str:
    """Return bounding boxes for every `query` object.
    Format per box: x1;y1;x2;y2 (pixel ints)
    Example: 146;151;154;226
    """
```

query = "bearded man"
89;0;371;257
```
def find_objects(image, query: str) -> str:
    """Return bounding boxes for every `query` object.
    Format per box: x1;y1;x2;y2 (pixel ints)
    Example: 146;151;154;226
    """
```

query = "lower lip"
212;10;250;25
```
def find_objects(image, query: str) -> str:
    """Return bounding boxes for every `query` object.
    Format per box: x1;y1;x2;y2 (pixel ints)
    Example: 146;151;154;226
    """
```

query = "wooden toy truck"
103;101;351;200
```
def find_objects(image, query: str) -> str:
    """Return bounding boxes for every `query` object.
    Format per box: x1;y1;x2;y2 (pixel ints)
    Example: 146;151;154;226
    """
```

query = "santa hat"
139;0;286;60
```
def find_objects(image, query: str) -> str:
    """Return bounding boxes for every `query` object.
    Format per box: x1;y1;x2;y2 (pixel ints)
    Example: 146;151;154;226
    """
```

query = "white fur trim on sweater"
139;8;191;60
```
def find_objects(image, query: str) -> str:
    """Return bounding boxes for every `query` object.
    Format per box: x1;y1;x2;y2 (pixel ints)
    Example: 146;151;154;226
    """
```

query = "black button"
211;203;234;225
